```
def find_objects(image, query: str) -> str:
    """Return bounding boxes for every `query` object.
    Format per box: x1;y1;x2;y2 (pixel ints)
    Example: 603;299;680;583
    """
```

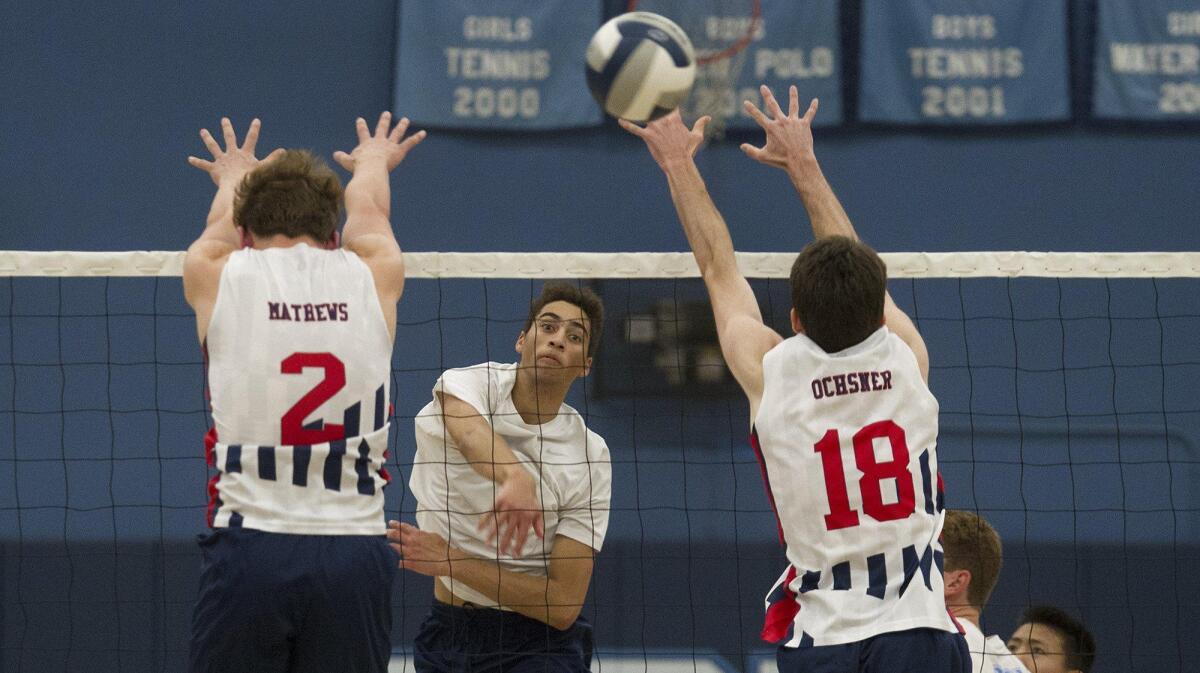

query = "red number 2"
814;420;916;531
280;352;345;445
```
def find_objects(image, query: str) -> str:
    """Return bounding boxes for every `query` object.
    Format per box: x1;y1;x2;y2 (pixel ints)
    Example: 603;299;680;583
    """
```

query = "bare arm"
332;112;427;339
439;393;545;555
621;112;782;420
743;85;929;381
389;523;593;631
183;118;283;343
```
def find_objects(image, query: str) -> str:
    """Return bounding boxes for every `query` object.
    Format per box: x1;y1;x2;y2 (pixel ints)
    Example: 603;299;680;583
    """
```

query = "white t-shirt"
410;362;612;608
962;620;1032;673
754;327;957;647
205;245;392;534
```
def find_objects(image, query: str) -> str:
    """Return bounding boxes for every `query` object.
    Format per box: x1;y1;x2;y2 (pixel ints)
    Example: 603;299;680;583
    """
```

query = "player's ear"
582;355;593;377
790;308;804;335
326;230;341;250
238;227;254;249
515;330;526;355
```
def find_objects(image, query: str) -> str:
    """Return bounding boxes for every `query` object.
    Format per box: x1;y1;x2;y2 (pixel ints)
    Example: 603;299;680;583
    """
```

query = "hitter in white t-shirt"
942;510;1030;673
389;283;611;673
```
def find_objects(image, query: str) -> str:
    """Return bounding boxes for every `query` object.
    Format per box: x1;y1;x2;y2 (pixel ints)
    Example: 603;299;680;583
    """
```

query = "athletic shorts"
188;527;397;673
776;627;970;673
413;601;594;673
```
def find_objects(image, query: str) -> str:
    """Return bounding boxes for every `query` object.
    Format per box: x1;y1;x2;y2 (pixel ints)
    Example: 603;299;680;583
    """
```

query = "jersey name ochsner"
811;370;893;400
267;301;350;322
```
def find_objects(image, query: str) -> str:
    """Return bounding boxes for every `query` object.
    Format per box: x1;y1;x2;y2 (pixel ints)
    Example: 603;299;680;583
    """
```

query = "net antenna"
628;0;762;140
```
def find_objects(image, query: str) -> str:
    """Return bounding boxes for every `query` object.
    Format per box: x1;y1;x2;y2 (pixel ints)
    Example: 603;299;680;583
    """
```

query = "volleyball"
585;12;697;122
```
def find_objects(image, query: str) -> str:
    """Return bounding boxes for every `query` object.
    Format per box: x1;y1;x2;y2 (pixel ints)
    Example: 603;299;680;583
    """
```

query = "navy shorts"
413;601;594;673
189;528;398;673
776;628;970;673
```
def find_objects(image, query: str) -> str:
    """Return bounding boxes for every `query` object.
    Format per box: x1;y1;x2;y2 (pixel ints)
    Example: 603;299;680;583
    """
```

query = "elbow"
548;606;582;632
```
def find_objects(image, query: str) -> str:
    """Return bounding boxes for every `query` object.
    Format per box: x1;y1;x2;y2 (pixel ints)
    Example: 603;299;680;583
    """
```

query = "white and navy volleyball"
585;11;697;122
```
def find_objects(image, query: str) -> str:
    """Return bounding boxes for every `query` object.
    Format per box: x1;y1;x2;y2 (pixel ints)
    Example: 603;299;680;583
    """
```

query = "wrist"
786;159;826;194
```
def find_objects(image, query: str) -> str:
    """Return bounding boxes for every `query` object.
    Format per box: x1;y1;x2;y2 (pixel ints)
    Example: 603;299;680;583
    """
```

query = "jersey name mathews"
267;301;350;322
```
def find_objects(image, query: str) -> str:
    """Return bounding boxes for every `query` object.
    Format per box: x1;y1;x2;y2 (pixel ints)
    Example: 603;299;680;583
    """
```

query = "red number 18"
813;420;916;531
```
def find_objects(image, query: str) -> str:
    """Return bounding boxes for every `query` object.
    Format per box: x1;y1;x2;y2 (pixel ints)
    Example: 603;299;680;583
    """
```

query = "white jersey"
754;327;957;647
410;362;612;609
204;245;393;535
962;620;1031;673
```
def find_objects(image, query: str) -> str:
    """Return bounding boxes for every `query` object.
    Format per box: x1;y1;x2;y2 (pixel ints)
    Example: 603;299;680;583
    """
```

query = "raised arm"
388;522;593;632
621;111;782;418
183;117;283;343
332;112;426;339
743;85;929;380
439;393;544;556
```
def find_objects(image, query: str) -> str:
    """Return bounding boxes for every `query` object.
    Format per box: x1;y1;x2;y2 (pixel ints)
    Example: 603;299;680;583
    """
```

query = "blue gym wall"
3;1;1199;672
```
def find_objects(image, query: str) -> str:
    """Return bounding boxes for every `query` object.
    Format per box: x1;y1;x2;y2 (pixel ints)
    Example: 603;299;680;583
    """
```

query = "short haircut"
523;282;604;358
790;236;887;353
941;509;1003;609
234;150;343;243
1019;605;1096;673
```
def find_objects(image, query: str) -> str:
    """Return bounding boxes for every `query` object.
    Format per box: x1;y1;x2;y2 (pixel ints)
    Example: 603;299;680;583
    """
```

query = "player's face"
1007;623;1077;673
516;300;593;379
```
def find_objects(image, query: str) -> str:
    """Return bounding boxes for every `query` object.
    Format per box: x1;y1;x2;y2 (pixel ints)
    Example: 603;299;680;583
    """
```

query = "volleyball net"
2;250;1198;673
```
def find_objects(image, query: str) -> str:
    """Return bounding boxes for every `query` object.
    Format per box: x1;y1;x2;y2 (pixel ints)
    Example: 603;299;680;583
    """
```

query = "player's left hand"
333;111;426;174
187;117;285;187
740;85;819;174
387;520;454;576
619;109;710;173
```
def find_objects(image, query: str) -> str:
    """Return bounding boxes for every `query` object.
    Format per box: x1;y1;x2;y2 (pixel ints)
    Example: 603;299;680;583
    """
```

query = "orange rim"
625;0;762;64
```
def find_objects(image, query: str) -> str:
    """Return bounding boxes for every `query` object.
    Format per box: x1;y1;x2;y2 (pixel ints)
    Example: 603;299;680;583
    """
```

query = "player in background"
388;282;611;673
942;510;1031;673
182;112;424;672
1007;606;1096;673
622;86;968;673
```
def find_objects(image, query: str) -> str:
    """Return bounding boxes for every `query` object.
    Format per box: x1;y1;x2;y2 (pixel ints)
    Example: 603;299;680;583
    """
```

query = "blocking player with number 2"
182;112;424;672
621;86;969;673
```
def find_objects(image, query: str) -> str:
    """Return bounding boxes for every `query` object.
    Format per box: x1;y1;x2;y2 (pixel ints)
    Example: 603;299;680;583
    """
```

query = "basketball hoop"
628;0;762;139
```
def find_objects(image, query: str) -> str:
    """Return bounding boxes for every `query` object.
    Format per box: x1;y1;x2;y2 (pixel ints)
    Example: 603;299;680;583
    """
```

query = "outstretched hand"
333;111;426;173
387;521;455;576
187;118;284;186
740;85;819;173
478;469;545;557
619;110;710;172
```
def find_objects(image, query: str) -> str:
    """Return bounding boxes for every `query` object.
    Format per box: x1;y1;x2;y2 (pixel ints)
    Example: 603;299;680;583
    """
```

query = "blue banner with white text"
858;0;1070;124
1094;0;1200;120
394;0;603;130
715;0;842;129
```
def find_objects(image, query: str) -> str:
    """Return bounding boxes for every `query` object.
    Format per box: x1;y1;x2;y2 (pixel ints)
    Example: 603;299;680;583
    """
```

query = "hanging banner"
1094;0;1200;120
722;0;843;129
858;0;1070;124
393;0;603;130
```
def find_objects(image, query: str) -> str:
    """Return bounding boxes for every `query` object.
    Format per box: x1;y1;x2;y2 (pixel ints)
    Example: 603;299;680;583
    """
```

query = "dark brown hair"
1018;605;1096;672
234;150;343;243
942;509;1003;609
790;236;887;352
523;282;604;358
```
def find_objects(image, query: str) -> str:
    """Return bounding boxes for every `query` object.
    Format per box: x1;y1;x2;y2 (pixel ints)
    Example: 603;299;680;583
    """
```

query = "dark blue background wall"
3;2;1199;672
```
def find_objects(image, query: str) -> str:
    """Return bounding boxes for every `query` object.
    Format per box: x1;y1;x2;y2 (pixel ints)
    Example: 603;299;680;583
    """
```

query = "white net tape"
2;250;1200;278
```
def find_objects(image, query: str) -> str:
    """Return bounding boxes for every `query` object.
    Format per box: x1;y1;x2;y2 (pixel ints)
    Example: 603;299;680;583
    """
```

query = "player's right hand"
333;111;426;173
479;468;545;557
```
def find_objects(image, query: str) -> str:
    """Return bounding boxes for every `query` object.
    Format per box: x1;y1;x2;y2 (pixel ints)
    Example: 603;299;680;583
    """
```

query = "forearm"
443;552;582;629
786;159;857;241
196;179;242;248
662;161;739;279
447;418;525;484
342;158;393;240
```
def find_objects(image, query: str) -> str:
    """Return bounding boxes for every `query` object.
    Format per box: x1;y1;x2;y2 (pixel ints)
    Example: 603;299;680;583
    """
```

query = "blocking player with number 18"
621;86;969;673
181;112;425;673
